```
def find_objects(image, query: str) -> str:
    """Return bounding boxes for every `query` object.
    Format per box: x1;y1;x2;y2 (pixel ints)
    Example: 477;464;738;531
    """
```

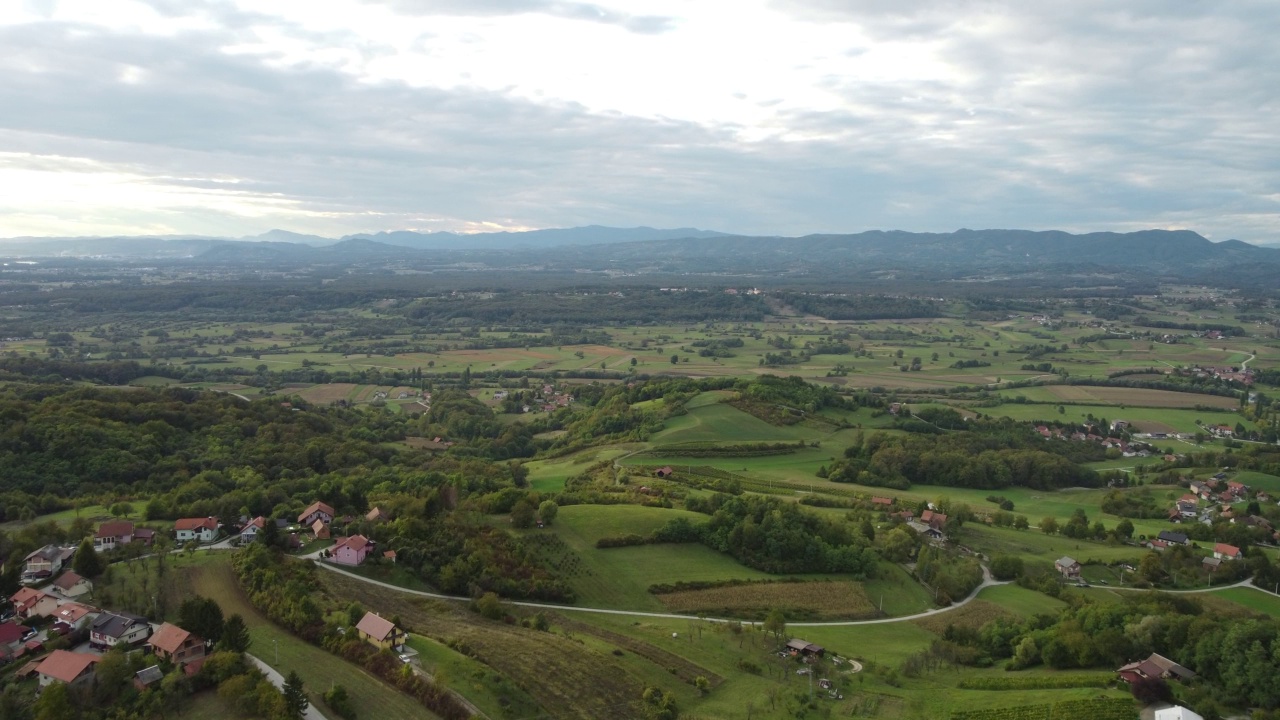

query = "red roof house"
330;535;374;566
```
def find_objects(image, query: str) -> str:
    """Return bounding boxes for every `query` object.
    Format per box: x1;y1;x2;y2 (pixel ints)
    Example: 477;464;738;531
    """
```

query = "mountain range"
1;226;1277;283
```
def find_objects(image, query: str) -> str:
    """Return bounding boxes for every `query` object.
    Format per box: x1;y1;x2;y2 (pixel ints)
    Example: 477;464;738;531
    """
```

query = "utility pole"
274;638;278;665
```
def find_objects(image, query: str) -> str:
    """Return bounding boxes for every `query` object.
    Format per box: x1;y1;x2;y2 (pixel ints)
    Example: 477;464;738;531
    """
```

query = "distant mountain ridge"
1;227;1277;282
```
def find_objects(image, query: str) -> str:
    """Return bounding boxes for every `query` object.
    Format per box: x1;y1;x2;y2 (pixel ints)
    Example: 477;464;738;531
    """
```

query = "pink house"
330;535;374;566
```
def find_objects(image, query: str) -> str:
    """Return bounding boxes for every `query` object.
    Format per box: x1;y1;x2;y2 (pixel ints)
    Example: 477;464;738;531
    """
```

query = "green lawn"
1208;586;1280;617
976;584;1068;617
958;524;1144;566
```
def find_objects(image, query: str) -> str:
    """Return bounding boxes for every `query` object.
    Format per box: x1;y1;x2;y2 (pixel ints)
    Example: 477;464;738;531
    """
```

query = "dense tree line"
681;494;878;575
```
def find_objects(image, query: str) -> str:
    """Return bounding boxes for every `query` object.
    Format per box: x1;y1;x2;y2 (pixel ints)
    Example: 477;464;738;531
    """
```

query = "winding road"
312;560;1010;627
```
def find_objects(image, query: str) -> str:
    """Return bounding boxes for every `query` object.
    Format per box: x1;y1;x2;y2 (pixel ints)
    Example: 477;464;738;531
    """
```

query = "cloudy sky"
1;0;1277;241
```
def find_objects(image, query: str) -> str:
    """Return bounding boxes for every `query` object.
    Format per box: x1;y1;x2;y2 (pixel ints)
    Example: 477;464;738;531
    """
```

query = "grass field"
650;399;820;444
1207;586;1280;617
958;524;1144;566
188;555;439;720
975;583;1069;617
1009;385;1239;409
971;402;1242;435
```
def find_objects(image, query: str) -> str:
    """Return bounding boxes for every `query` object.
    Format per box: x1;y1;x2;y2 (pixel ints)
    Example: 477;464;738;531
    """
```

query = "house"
330;535;374;566
1055;556;1082;578
1157;530;1189;546
312;519;331;540
52;571;93;598
90;611;152;649
133;528;156;545
383;550;397;563
870;497;894;507
52;603;97;631
365;507;388;523
1116;652;1196;684
1213;543;1242;560
1155;706;1205;720
94;521;134;551
35;650;100;689
354;612;406;651
23;544;73;580
785;639;825;657
298;501;335;526
908;520;946;542
920;510;948;530
174;517;220;543
654;466;675;479
10;587;59;620
1111;420;1129;432
134;665;164;691
240;516;267;542
148;622;206;665
0;622;26;652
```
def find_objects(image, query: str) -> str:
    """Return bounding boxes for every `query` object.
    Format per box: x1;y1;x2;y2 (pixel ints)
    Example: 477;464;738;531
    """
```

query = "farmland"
654;579;878;620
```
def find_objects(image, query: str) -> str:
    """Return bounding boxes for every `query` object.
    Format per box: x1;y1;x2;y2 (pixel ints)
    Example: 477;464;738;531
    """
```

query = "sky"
0;0;1277;241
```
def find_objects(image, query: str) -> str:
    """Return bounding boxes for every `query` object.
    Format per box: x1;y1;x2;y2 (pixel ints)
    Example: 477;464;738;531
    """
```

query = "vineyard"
955;674;1115;691
950;697;1135;720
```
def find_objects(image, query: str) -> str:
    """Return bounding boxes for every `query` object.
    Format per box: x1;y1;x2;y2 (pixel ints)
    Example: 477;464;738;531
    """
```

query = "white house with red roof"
174;517;221;543
1214;543;1242;560
94;521;134;551
51;571;93;599
330;535;374;566
10;587;59;620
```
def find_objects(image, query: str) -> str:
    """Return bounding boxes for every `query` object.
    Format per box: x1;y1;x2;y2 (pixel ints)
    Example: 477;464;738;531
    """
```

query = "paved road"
247;654;331;720
313;561;1009;627
1088;576;1256;594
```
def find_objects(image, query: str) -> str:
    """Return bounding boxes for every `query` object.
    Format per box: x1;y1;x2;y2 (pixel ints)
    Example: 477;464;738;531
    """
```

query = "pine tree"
72;537;103;578
218;614;251;653
283;671;309;720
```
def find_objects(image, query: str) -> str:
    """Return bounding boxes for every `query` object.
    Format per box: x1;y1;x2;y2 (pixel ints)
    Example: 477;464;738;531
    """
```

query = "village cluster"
0;500;407;695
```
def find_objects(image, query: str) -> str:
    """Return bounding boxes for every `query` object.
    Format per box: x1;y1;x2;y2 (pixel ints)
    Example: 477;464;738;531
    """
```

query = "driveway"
247;653;331;720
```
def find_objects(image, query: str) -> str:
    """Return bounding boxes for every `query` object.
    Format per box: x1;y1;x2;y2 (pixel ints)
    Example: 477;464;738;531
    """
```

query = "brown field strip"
654;581;878;621
291;383;358;404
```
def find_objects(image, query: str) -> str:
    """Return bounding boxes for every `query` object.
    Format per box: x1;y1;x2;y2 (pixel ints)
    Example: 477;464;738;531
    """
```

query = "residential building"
174;517;220;543
10;587;59;620
240;516;266;542
133;528;156;545
90;611;152;649
312;519;330;540
23;545;74;580
330;535;374;566
0;622;26;652
1055;556;1082;578
148;623;206;665
1157;530;1189;545
298;501;335;526
1213;543;1242;560
354;612;406;651
52;603;98;631
94;521;134;551
785;639;825;657
1116;652;1197;684
366;507;388;523
52;571;93;599
1155;707;1205;720
36;650;100;689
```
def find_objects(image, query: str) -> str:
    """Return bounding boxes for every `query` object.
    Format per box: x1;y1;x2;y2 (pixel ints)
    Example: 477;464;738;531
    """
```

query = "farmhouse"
298;501;335;526
1117;652;1196;684
90;611;152;649
52;571;93;598
920;510;948;530
655;466;675;479
330;535;374;566
1055;556;1081;578
354;612;406;651
1213;543;1242;560
908;520;945;542
35;650;100;690
148;623;206;666
870;497;894;507
174;517;220;543
785;639;824;657
95;521;134;551
1157;530;1189;546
